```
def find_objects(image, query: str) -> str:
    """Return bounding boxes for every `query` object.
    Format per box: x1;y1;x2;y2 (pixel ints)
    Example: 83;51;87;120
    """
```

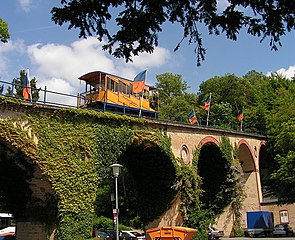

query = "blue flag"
133;70;147;93
203;95;211;111
188;110;197;124
22;69;31;100
237;108;244;121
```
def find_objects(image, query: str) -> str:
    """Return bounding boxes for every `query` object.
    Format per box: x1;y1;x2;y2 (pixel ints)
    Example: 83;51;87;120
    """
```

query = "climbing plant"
0;97;246;239
119;132;177;225
176;136;245;239
176;148;213;240
0;97;178;239
25;109;160;239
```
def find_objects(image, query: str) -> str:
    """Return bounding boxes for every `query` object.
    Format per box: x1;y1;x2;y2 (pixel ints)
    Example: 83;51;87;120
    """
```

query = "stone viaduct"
0;100;294;239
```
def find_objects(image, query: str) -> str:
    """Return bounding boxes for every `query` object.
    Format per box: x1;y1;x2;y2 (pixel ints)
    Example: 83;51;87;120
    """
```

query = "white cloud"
0;39;26;54
26;37;171;104
0;40;26;77
129;47;171;69
18;0;33;12
38;77;77;107
217;0;230;12
276;66;295;79
267;65;295;79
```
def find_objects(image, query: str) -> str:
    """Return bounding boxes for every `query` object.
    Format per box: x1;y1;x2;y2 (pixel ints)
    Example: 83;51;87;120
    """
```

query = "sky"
0;0;295;103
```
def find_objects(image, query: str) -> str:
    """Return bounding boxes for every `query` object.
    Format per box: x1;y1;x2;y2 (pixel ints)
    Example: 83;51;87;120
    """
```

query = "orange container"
146;226;198;240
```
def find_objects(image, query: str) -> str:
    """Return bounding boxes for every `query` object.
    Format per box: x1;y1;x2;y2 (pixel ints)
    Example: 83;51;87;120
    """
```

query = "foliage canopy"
155;69;295;204
51;0;295;65
0;18;9;43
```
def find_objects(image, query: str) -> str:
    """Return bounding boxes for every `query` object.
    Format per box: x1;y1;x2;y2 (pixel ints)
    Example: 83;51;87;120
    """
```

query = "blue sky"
0;0;295;101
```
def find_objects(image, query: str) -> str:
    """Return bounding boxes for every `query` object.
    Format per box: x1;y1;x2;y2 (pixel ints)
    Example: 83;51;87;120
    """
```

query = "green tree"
265;81;295;203
155;73;197;122
51;0;295;65
241;71;269;132
0;18;10;43
196;71;291;132
5;86;13;96
156;73;189;105
197;73;255;129
209;102;234;129
198;74;250;108
12;70;40;101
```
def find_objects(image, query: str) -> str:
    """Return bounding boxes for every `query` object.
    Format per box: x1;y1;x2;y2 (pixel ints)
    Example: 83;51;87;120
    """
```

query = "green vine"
0;100;176;239
0;98;246;239
174;136;245;239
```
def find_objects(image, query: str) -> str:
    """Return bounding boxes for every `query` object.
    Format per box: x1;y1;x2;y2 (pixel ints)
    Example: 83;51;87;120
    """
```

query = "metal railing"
0;80;265;136
0;80;81;108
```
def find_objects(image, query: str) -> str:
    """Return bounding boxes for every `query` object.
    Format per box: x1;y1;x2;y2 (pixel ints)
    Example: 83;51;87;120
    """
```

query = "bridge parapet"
0;97;269;239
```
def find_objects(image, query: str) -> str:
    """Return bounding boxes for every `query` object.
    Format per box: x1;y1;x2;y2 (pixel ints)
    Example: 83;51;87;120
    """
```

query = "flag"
133;70;147;94
203;94;211;111
22;69;31;100
237;108;244;121
188;110;197;124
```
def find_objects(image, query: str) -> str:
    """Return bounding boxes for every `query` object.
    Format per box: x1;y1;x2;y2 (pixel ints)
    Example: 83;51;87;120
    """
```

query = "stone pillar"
16;222;47;240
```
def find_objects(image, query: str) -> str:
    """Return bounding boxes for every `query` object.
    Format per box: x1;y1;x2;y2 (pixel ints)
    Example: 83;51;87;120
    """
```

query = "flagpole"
28;69;32;102
206;93;211;127
139;94;143;117
240;106;244;131
193;108;199;126
138;68;147;118
240;106;244;132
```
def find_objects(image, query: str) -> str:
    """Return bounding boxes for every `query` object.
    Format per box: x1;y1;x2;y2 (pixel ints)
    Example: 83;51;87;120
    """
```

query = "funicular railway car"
78;71;159;118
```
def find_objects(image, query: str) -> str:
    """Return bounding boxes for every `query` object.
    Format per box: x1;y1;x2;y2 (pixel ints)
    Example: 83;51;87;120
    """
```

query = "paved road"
222;238;295;240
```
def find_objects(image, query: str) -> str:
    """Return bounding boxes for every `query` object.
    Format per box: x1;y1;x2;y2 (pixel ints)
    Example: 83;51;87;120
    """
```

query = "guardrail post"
11;84;15;97
43;86;47;104
77;93;80;108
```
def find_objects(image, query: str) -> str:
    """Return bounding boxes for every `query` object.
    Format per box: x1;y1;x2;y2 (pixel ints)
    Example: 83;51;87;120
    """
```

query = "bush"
93;216;114;230
93;215;133;231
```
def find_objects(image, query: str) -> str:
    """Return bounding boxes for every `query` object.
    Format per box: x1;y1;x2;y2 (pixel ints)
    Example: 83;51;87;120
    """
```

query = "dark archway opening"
118;142;176;226
94;141;177;228
0;140;33;218
238;143;255;184
259;144;276;201
0;140;57;230
198;143;229;214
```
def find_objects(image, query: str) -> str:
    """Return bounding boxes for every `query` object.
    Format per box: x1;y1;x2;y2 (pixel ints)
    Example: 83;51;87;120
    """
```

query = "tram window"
107;77;112;90
129;85;133;94
127;85;131;94
118;82;122;93
122;83;127;94
110;80;115;92
115;82;118;92
99;79;105;89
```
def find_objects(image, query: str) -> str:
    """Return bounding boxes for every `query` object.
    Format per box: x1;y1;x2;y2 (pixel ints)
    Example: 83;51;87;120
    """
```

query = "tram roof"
79;70;157;90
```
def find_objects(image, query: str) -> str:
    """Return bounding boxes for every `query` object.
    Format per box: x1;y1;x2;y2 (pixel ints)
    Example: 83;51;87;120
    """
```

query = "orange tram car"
77;71;159;118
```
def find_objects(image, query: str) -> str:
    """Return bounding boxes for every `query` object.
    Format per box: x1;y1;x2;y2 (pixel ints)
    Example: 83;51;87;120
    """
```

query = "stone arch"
237;139;256;171
116;137;180;229
197;138;229;212
0;124;57;240
258;142;274;201
237;139;260;211
197;136;220;148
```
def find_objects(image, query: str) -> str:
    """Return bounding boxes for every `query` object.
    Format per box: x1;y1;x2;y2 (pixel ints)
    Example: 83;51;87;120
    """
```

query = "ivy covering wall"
176;136;245;239
0;97;245;239
0;98;176;239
